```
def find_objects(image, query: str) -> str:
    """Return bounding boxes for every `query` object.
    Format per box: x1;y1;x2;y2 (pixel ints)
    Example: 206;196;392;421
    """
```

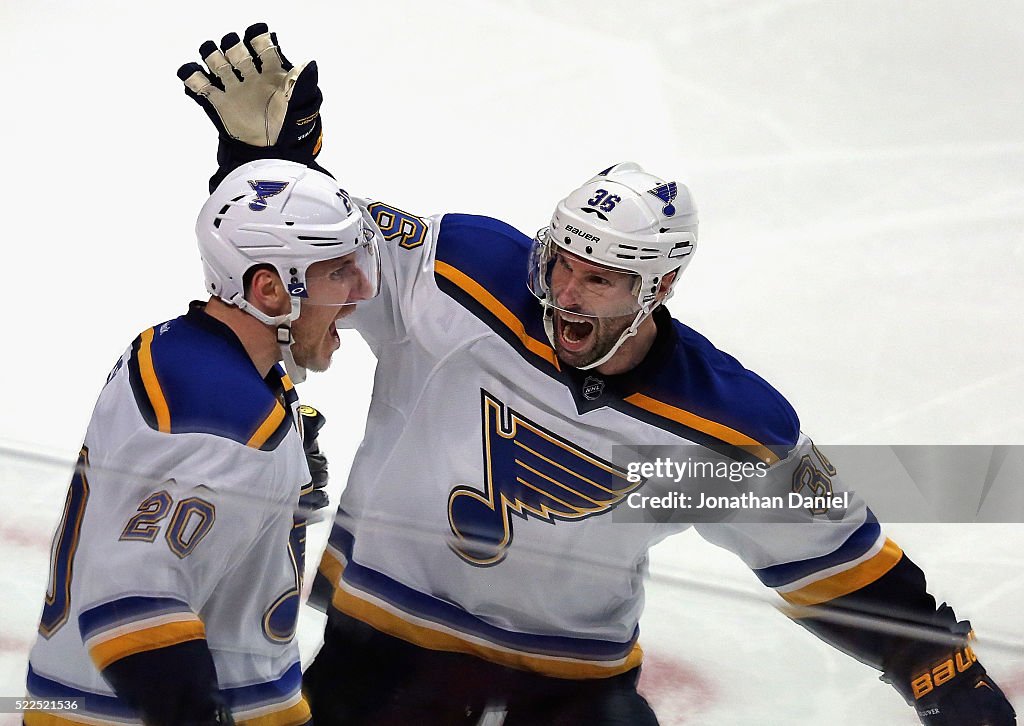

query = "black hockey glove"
298;404;330;518
883;605;1016;725
177;23;329;191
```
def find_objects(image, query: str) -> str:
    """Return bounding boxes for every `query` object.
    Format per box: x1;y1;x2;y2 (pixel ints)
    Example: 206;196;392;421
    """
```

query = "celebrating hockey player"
176;25;1016;725
24;158;380;725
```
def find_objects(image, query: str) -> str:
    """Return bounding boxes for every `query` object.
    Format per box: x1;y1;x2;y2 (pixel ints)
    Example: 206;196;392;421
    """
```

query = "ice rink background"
1;1;1022;723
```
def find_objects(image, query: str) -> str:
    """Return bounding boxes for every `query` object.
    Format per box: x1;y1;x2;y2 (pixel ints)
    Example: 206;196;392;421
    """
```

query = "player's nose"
346;270;373;305
554;275;583;309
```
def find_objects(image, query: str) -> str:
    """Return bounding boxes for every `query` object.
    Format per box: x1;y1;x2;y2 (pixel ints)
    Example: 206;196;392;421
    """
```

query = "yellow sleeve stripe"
623;392;780;464
23;714;93;725
326;565;641;680
247;403;286;449
87;617;206;671
779;538;904;607
435;260;560;370
318;546;346;588
237;693;311;726
138;327;171;433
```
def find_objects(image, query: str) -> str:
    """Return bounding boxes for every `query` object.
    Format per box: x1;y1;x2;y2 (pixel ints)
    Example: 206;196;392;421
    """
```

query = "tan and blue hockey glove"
177;23;328;191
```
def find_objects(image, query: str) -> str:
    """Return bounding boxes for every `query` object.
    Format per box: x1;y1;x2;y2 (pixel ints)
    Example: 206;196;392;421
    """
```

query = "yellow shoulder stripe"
247;403;286;449
624;392;780;464
139;327;171;433
435;260;560;370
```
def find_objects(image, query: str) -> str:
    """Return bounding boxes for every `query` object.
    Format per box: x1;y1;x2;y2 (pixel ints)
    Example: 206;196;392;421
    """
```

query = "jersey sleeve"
693;434;954;673
338;198;441;352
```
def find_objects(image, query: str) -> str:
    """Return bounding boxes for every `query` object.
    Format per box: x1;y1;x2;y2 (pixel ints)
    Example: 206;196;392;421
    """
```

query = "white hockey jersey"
26;304;312;725
311;206;903;679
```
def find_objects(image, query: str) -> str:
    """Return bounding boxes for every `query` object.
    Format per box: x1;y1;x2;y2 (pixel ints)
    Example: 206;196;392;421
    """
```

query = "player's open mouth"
556;311;594;352
329;321;340;344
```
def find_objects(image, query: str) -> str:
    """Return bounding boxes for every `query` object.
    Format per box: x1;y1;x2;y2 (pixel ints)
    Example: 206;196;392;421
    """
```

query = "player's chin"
296;331;341;373
302;349;335;373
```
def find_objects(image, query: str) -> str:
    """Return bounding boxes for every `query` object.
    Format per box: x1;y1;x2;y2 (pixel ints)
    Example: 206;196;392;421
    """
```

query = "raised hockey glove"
177;23;328;191
883;606;1017;725
298;404;330;517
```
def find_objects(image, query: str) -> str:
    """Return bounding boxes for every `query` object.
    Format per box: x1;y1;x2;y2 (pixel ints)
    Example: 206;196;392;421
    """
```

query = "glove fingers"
177;62;218;96
246;24;289;74
200;40;239;88
220;32;257;80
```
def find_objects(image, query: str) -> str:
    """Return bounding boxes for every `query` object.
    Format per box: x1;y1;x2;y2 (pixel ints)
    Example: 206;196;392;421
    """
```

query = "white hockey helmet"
528;162;698;369
196;159;381;381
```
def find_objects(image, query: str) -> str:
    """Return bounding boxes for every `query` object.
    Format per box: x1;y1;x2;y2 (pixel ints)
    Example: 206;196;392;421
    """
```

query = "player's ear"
246;267;290;316
656;269;678;301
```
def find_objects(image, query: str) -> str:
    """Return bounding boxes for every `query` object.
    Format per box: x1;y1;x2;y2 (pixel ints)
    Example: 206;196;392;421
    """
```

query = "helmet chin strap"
276;324;307;384
576;285;676;371
231;295;308;384
575;306;650;371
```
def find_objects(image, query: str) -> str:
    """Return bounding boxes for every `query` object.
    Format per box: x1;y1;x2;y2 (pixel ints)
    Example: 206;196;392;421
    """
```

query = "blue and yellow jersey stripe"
316;523;642;680
135;327;171;433
225;663;310;726
25;662;310;725
126;307;297;451
435;260;560;369
623;392;782;465
79;596;205;671
753;514;904;607
776;537;903;607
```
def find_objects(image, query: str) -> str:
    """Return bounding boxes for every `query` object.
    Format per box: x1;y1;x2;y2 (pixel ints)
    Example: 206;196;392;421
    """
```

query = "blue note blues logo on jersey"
647;182;678;216
248;180;290;211
447;391;643;566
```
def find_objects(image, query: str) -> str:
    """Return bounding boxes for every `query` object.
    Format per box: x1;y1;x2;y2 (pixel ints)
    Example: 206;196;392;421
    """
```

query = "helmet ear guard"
196;159;381;382
530;162;698;370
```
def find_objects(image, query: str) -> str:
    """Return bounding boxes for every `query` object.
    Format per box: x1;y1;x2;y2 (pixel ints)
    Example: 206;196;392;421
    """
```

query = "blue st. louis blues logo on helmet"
248;180;290;211
447;392;643;566
647;181;678;216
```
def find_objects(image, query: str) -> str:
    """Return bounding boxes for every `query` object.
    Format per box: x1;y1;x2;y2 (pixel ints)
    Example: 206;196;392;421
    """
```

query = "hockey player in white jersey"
24;159;380;725
177;25;1016;725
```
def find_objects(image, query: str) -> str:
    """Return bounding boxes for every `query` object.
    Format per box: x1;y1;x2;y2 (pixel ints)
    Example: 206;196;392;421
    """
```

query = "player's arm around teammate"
174;24;1015;726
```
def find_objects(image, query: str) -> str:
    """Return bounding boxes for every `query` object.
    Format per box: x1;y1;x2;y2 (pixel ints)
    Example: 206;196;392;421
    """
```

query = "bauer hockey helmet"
196;159;381;381
528;162;698;369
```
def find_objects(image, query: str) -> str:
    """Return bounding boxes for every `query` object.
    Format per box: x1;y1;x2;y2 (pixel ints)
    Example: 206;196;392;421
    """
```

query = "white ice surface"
1;2;1022;724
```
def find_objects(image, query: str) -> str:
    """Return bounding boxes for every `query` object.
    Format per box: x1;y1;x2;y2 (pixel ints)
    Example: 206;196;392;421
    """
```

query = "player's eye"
329;261;354;280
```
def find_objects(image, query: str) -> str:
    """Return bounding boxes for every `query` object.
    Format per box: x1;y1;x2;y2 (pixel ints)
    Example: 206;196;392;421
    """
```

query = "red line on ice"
0;523;50;551
639;651;718;723
0;635;32;654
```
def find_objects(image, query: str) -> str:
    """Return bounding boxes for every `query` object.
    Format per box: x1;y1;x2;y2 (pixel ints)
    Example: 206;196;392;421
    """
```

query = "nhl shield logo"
582;376;605;401
647;182;678;217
